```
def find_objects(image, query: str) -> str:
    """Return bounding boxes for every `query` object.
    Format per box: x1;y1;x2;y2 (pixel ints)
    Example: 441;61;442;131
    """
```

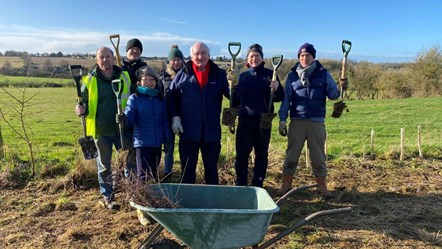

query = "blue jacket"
168;60;230;142
124;92;171;148
278;61;340;123
233;63;284;117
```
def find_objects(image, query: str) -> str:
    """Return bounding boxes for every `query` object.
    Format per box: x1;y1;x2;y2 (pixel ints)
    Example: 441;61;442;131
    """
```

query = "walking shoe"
100;197;121;210
137;209;151;226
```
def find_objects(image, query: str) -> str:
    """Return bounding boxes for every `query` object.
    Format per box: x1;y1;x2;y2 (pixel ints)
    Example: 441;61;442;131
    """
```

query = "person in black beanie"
121;38;150;178
229;43;284;187
123;38;148;90
277;42;348;198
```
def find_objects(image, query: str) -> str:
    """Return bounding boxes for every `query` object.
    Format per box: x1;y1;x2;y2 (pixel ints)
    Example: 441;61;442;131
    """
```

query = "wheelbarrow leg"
138;223;164;249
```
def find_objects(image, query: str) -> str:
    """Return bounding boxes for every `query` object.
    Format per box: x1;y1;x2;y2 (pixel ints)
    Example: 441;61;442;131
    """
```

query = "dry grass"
0;156;441;248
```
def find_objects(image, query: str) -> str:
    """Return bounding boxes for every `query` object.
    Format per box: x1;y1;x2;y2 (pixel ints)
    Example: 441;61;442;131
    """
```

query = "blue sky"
0;0;441;63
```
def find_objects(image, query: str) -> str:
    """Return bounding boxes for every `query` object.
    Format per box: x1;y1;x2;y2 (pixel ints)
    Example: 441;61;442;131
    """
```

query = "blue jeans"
95;135;122;199
163;135;175;175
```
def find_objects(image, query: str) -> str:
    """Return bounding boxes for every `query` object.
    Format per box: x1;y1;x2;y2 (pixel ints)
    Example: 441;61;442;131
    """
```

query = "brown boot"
276;174;293;196
315;176;334;198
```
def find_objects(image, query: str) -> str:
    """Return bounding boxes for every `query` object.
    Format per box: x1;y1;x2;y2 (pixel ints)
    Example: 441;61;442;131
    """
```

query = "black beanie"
126;38;143;53
168;45;184;61
297;43;316;59
247;43;263;58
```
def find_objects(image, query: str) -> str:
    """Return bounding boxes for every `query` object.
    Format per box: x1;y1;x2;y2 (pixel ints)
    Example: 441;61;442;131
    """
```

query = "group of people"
74;39;348;210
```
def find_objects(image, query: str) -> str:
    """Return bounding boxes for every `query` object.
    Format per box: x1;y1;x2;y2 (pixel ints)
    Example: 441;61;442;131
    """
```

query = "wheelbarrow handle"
275;183;319;205
255;207;352;249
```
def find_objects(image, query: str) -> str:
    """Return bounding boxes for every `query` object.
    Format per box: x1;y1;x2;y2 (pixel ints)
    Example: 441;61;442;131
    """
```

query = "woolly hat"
126;38;143;53
247;43;263;58
135;65;159;82
297;43;316;58
168;45;184;61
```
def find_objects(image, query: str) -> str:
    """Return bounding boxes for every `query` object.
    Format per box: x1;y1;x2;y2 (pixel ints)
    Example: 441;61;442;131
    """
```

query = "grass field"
0;86;441;174
0;87;441;248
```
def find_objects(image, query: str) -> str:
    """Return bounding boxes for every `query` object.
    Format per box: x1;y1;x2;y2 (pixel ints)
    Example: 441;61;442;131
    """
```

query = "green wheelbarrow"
130;184;351;249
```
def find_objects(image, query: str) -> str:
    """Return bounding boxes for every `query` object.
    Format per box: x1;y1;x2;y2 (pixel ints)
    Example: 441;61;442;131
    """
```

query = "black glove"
116;114;126;124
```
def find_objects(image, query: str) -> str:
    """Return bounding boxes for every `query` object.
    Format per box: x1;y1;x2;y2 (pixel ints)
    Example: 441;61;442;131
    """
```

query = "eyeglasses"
140;77;156;83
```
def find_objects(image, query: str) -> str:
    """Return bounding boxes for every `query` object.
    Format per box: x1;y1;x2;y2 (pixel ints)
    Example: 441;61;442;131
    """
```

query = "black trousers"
136;146;161;182
179;139;221;184
234;116;271;187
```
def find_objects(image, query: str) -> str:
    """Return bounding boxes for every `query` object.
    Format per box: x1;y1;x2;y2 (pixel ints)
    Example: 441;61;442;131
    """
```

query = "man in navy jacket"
168;42;230;184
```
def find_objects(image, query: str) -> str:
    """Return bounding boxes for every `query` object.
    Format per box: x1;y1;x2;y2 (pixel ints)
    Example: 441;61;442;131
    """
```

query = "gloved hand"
116;113;126;124
226;69;239;87
172;116;183;135
339;77;349;90
279;121;287;137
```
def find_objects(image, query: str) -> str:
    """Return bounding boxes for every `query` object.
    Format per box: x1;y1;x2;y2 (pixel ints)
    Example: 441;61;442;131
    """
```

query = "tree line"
1;44;441;99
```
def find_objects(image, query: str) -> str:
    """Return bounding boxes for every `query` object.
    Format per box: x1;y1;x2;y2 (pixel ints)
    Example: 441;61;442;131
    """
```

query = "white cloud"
0;25;219;57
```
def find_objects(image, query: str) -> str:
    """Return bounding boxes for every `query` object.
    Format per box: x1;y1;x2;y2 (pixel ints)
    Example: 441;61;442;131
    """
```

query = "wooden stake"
305;141;310;168
417;125;423;158
370;129;375;155
400;128;405;161
0;124;3;159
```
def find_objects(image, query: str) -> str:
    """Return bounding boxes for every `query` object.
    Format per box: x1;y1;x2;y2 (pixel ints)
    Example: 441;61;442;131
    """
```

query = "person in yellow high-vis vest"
75;47;131;210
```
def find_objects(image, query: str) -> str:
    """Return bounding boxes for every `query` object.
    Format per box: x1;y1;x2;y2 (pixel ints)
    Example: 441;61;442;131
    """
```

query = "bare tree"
0;86;39;177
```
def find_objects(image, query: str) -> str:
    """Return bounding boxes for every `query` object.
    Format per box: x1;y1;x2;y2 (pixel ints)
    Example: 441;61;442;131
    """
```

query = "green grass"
1;87;441;175
0;75;73;87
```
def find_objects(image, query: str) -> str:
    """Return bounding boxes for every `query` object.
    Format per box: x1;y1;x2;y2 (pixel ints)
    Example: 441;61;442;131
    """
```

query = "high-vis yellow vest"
82;71;131;138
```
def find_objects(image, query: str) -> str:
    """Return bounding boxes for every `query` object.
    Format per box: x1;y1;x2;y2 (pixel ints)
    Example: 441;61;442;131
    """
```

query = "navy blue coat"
168;60;230;142
232;63;284;117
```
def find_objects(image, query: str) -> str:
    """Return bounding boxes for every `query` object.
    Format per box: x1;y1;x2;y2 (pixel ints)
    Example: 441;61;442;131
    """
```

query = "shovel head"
260;113;277;129
222;107;238;127
331;100;348;118
78;136;98;160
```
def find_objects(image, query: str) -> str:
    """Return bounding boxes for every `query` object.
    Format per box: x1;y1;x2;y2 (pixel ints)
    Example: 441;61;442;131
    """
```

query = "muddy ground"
1;156;441;249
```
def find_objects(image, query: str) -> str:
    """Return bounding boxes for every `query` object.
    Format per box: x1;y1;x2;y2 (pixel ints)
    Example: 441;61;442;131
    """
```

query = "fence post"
305;141;310;168
400;128;405;161
370;129;375;155
0;124;3;159
417;125;423;158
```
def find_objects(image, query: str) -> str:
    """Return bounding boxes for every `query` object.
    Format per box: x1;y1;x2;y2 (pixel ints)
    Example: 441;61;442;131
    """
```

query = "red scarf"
192;62;210;89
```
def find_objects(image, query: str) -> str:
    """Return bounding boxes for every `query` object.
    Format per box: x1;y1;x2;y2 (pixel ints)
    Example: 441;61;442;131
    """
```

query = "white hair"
190;42;210;57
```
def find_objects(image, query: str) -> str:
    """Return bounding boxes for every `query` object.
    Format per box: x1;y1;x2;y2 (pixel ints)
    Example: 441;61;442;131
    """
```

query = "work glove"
279;121;287;137
226;69;239;87
171;116;183;135
116;113;126;124
339;77;349;91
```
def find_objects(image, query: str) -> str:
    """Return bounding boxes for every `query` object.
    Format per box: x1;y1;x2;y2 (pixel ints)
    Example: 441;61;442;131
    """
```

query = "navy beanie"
126;38;143;53
247;43;264;58
297;43;316;59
